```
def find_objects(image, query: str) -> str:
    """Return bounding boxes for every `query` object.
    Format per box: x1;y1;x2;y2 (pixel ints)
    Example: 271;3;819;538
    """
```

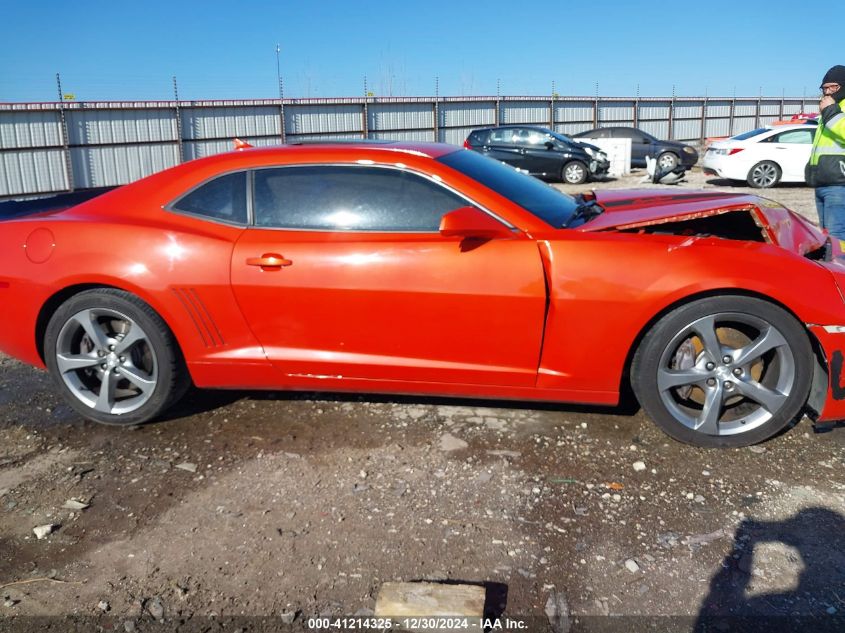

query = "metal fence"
0;95;813;197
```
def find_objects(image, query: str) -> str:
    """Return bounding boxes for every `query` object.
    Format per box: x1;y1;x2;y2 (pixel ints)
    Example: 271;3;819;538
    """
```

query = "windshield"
437;150;578;227
731;128;770;141
548;130;575;144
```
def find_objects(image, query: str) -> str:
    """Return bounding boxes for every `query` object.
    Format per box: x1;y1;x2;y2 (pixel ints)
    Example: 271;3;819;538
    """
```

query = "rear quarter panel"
0;210;264;381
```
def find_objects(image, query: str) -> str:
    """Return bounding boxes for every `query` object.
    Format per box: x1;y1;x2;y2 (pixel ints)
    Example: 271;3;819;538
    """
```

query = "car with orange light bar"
2;140;845;448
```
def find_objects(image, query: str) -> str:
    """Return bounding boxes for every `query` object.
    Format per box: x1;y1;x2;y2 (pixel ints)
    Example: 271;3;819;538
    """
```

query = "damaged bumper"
807;324;845;423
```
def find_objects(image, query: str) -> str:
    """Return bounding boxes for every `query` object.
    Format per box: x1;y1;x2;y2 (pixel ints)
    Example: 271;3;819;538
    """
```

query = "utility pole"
275;44;282;99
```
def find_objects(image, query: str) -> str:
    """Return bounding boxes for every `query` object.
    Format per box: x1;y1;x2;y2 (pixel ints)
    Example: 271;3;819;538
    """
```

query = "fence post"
668;87;676;140
172;76;184;163
280;98;287;144
728;96;736;136
55;74;74;192
433;77;440;142
755;94;761;129
362;98;369;140
593;97;598;128
700;97;707;147
279;77;287;144
633;86;640;129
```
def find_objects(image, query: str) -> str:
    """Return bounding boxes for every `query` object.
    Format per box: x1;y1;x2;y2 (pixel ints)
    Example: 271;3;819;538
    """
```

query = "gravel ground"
1;171;844;632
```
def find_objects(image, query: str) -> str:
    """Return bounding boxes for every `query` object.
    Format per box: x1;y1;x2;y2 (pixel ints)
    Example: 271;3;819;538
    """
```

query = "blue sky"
0;0;836;102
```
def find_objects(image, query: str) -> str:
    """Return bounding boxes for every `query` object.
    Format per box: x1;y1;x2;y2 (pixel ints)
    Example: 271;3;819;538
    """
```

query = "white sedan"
702;123;816;188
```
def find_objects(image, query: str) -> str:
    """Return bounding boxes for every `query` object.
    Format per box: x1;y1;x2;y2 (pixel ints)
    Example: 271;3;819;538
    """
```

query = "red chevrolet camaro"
2;141;845;447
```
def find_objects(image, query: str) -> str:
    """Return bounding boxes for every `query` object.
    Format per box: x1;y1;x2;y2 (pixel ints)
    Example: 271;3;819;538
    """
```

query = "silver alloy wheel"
54;308;158;415
564;163;586;183
656;313;795;437
657;152;678;170
751;162;779;187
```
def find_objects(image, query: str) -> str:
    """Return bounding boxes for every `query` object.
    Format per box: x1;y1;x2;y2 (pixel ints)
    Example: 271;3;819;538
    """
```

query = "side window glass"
170;171;247;224
489;128;514;144
775;129;814;144
468;131;487;145
253;166;471;232
525;130;548;145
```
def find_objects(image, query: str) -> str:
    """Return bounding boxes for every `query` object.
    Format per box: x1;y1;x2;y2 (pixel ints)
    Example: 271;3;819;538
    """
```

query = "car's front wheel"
561;161;588;184
631;296;812;448
747;161;781;188
44;289;189;426
657;152;680;171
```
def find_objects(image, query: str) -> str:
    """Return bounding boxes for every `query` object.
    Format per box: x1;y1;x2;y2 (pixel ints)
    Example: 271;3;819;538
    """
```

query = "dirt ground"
2;171;845;633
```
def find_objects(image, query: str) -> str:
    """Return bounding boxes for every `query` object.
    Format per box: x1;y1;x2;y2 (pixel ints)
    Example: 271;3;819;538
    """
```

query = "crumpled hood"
579;188;827;256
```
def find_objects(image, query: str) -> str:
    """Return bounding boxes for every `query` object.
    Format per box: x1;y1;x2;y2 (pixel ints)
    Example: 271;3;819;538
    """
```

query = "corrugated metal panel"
732;117;758;135
285;132;363;143
674;101;704;119
640;120;669;139
439;102;496;128
439;126;475;146
782;100;808;115
706;100;732;117
70;143;179;188
67;108;177;145
501;101;549;124
554;102;594;123
181;106;280;140
182;136;278;161
705;118;731;138
598;102;635;122
285;104;363;134
759;100;781;116
368;103;433;132
673;120;702;142
0;149;68;196
369;129;436;142
760;115;780;126
0;111;63;149
639;101;671;119
556;122;594;135
734;101;758;116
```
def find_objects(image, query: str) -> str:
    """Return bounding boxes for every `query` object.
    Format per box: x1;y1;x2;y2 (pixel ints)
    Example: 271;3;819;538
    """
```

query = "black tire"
631;296;812;448
44;288;189;426
561;161;588;184
747;161;781;188
657;152;679;171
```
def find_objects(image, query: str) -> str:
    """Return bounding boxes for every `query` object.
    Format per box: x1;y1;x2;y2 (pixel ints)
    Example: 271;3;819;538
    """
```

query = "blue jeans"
816;186;845;241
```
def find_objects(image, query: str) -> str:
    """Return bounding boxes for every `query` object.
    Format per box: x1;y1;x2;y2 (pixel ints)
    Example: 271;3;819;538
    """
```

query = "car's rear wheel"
44;289;189;426
747;161;781;188
657;152;679;171
562;161;588;184
631;296;812;448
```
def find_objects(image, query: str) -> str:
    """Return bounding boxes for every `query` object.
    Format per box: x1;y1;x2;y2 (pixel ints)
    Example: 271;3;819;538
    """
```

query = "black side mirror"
545;140;555;150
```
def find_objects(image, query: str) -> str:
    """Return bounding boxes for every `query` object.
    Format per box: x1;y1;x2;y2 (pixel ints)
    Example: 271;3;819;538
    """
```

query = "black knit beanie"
822;65;845;102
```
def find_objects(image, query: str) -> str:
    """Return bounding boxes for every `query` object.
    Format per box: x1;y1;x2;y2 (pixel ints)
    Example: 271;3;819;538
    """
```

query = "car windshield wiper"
564;198;604;228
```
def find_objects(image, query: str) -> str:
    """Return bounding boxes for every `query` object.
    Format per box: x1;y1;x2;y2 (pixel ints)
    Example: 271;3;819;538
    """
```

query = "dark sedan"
464;126;610;184
572;126;698;170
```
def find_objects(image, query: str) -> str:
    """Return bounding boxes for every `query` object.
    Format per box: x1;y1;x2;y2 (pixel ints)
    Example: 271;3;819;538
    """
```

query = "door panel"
231;230;547;386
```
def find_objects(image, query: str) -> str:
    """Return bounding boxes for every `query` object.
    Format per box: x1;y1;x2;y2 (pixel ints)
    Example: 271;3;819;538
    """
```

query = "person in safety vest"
807;65;845;240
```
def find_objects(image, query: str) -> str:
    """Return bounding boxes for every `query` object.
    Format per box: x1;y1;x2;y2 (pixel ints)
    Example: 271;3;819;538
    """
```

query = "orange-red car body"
2;142;845;422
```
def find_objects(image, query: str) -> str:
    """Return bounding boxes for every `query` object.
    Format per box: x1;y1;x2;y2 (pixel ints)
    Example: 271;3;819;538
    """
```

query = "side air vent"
171;287;225;348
